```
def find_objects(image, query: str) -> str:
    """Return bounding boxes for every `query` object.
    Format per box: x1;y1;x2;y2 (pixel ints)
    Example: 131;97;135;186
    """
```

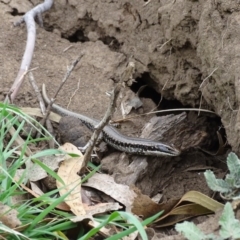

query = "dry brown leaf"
58;142;83;156
83;175;180;220
155;204;213;227
131;189;223;227
14;169;29;184
0;202;21;228
30;182;44;196
82;173;136;211
153;191;224;227
57;144;124;220
85;202;122;214
131;186;177;218
169;203;212;215
179;191;223;212
57;143;85;216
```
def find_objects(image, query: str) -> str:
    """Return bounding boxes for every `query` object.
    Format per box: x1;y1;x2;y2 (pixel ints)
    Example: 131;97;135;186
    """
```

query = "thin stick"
63;45;73;52
67;78;81;109
112;107;219;124
42;54;84;127
7;0;54;103
28;72;54;146
199;67;218;89
157;38;172;51
28;72;45;113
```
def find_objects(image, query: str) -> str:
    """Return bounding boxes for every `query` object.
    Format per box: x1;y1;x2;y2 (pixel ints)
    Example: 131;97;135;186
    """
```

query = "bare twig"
199;67;218;89
156;38;172;50
162;78;170;91
67;78;81;109
6;0;54;103
42;54;84;128
28;72;45;112
28;72;54;146
81;62;135;171
63;45;74;52
227;96;238;112
112;107;219;124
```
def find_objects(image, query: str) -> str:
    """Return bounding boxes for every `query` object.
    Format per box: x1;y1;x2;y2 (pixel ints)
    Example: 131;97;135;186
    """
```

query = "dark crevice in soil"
200;117;227;152
10;8;24;16
130;72;227;153
64;31;121;51
65;29;90;43
64;29;122;50
131;72;184;109
180;40;195;51
100;36;121;51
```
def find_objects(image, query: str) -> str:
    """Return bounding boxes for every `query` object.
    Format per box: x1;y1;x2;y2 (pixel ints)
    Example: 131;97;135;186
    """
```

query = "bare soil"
1;0;239;238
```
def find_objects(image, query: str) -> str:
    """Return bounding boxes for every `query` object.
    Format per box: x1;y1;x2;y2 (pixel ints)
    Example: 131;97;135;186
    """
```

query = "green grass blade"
32;158;64;185
25;192;70;232
30;149;64;159
4;118;25;154
81;164;101;183
106;211;163;240
78;212;120;239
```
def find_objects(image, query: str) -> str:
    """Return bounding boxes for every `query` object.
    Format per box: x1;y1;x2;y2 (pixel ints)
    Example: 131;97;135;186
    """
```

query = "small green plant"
204;152;240;199
175;202;240;240
175;152;240;240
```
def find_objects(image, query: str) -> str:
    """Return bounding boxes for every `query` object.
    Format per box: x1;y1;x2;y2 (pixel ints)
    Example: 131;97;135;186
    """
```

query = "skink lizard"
42;84;180;157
